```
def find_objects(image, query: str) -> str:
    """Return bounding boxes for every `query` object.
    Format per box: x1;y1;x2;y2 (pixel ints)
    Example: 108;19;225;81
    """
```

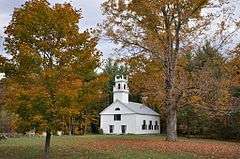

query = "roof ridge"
126;101;159;115
100;100;159;116
117;100;139;114
99;100;135;114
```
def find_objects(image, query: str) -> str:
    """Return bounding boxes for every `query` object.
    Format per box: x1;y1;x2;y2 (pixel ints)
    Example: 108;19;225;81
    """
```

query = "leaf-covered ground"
0;135;239;159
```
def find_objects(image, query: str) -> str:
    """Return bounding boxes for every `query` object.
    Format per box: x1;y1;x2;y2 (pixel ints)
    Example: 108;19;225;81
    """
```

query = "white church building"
100;75;160;134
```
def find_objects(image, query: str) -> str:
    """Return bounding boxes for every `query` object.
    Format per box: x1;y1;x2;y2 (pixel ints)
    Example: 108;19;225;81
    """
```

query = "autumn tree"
2;0;100;158
226;45;240;139
0;56;6;73
75;74;108;135
102;0;212;141
126;41;236;139
228;45;240;99
124;54;167;132
175;42;232;137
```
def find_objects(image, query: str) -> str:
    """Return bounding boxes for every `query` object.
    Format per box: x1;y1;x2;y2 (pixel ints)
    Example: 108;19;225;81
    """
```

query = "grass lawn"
0;135;239;159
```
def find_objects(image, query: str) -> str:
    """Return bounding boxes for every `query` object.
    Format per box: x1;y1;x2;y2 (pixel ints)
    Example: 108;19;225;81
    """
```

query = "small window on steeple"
124;84;126;89
118;83;121;89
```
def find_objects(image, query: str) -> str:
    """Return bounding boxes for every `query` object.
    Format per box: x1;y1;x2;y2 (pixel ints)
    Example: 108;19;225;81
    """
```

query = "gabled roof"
100;100;159;116
124;102;159;116
99;100;134;115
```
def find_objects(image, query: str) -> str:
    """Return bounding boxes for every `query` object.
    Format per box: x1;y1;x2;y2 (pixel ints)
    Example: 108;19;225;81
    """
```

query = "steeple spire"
113;75;129;103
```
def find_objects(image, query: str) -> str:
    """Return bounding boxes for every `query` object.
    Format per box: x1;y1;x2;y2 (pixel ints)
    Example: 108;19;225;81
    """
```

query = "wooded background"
0;0;239;141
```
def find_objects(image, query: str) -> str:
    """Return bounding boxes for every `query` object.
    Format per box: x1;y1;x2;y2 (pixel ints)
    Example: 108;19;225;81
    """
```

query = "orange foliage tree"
1;0;101;158
102;0;212;141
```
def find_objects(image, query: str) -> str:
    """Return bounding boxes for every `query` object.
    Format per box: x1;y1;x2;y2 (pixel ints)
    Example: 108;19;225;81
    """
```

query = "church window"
142;120;147;130
114;114;121;121
124;84;126;89
115;108;120;111
154;121;159;130
118;83;121;89
149;121;153;130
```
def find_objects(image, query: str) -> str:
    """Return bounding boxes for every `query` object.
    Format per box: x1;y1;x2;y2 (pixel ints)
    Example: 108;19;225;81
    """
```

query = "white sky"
0;0;239;59
0;0;115;59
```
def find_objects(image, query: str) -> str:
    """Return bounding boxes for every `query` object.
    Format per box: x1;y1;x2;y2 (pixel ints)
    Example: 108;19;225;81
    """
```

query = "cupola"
113;75;129;103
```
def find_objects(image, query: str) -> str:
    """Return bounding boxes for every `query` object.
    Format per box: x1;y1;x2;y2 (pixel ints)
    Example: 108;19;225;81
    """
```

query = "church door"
121;125;127;134
109;125;114;133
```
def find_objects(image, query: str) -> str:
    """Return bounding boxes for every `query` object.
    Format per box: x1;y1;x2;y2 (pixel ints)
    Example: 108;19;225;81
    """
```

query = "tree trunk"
44;131;51;159
165;87;177;141
68;118;72;136
165;52;177;141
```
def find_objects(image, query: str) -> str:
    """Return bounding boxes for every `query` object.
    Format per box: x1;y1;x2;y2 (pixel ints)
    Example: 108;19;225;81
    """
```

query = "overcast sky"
0;0;239;59
0;0;116;59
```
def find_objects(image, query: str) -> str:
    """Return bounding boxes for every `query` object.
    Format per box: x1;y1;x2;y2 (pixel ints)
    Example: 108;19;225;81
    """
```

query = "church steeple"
113;75;129;103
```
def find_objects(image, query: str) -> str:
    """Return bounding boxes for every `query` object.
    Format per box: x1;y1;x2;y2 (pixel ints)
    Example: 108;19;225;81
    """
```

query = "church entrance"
121;125;127;134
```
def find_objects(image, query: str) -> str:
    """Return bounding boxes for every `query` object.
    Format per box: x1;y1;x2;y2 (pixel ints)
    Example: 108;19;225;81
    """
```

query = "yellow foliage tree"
2;0;101;158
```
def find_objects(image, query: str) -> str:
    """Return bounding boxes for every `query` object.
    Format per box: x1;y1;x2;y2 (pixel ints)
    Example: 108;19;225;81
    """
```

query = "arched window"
149;121;153;130
142;120;147;130
124;84;126;89
115;108;120;111
154;121;159;130
118;83;121;89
